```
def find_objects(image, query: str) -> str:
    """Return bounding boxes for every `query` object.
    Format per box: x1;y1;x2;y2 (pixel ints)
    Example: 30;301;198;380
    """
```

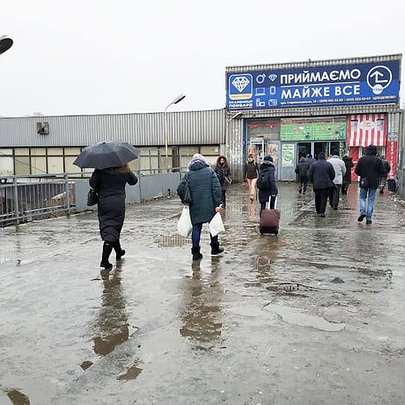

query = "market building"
0;54;403;184
225;54;403;181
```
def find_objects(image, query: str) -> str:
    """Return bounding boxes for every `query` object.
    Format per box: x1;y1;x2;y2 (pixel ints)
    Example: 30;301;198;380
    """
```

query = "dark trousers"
328;184;341;209
298;176;308;194
314;188;329;214
341;182;349;195
221;190;227;208
260;195;276;216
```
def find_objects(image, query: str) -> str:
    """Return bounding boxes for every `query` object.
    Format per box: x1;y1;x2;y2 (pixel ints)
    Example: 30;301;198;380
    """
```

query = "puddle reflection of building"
93;263;130;356
179;259;224;350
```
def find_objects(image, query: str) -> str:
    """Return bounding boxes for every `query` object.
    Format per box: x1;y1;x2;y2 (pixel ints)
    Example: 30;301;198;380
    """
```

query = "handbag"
177;206;193;237
209;212;225;237
87;188;99;206
359;177;369;189
181;174;192;204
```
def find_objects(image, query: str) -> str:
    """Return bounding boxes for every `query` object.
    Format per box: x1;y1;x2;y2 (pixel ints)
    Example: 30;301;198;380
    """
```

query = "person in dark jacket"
178;154;224;261
90;164;138;269
341;155;354;195
244;153;259;202
258;155;278;216
305;154;316;167
355;145;384;224
214;155;231;208
308;151;335;217
378;155;391;194
295;157;310;194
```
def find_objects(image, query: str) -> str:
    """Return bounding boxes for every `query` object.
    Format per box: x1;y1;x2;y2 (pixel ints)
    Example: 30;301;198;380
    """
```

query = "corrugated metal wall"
0;109;225;147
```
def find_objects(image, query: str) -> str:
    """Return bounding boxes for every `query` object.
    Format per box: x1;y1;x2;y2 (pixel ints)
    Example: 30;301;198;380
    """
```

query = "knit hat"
263;155;273;162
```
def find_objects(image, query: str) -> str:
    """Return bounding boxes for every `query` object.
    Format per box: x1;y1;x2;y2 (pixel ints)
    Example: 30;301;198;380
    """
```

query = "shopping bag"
177;206;192;237
209;212;225;237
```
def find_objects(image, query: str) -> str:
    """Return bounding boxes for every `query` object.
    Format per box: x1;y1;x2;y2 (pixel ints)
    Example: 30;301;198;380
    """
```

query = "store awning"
347;114;387;147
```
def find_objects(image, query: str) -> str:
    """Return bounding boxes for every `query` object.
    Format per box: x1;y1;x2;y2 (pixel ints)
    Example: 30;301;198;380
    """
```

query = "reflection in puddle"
92;263;130;356
179;260;224;350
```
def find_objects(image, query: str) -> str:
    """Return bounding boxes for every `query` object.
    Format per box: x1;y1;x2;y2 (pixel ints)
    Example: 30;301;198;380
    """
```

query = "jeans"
359;188;377;220
314;188;329;214
192;223;218;248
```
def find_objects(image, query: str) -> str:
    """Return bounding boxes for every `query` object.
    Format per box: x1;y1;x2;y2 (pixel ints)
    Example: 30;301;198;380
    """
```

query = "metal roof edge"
225;54;403;72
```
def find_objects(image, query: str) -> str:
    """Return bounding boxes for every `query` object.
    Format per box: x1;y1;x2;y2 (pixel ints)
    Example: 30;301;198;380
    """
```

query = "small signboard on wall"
281;144;295;167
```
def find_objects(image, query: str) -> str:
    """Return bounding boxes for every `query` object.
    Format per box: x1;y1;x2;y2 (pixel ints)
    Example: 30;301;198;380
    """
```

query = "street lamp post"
164;94;186;171
0;35;13;56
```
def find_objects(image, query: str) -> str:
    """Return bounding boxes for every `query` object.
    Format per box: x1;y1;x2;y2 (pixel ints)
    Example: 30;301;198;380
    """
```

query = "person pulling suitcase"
257;155;279;233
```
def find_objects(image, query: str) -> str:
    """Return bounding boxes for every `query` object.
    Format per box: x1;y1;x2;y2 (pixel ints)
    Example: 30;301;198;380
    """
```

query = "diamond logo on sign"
367;66;392;95
232;76;250;92
268;74;277;82
229;74;253;100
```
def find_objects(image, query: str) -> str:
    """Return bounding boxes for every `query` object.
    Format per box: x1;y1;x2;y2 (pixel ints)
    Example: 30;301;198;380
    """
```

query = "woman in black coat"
90;164;138;269
214;155;231;208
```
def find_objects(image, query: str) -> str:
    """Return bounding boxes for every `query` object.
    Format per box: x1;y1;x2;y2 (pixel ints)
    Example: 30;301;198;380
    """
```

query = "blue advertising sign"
226;59;401;110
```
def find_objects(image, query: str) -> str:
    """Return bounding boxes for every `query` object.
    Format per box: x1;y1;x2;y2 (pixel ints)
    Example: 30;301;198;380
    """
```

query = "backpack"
257;168;270;190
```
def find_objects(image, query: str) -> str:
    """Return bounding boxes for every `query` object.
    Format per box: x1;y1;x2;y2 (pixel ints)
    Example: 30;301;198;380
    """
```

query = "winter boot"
191;246;203;261
113;241;126;260
100;241;113;269
210;241;224;256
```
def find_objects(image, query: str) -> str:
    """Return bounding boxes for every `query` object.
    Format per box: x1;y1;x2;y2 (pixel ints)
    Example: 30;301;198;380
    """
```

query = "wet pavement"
1;182;405;405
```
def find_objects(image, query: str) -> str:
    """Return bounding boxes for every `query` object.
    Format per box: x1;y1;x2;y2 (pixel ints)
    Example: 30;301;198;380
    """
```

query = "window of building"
31;156;47;174
15;157;31;175
47;156;64;173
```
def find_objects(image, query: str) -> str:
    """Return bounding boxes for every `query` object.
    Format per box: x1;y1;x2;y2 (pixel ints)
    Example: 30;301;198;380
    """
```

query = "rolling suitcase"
259;196;280;235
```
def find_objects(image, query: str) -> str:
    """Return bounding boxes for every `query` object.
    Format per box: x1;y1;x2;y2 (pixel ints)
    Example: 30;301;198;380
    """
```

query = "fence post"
13;177;20;225
64;174;71;216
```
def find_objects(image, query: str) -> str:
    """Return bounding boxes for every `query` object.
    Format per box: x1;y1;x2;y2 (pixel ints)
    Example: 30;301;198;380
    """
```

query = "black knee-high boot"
113;240;126;260
100;241;113;269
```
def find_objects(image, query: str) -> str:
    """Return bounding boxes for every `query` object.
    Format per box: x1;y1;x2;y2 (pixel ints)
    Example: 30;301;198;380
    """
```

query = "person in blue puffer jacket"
177;154;224;261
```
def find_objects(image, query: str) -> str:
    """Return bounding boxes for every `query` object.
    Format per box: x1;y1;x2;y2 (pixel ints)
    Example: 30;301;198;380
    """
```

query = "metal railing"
0;174;75;227
0;169;187;227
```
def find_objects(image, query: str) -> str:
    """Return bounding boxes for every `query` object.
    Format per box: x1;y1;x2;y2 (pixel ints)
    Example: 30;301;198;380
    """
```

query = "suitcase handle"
266;195;277;210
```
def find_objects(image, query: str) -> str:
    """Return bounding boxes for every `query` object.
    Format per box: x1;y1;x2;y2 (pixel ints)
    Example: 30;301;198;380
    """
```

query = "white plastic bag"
209;212;225;237
177;206;192;237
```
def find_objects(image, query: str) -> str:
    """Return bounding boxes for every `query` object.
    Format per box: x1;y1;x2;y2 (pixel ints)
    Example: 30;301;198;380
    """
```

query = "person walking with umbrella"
74;141;139;269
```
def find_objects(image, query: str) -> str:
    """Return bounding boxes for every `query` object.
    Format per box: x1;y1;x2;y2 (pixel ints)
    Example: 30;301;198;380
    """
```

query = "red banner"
385;140;398;178
349;146;360;182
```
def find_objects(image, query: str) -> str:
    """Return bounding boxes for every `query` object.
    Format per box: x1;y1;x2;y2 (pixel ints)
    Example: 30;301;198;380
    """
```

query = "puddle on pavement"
80;360;93;370
265;304;346;332
7;389;30;405
117;365;143;381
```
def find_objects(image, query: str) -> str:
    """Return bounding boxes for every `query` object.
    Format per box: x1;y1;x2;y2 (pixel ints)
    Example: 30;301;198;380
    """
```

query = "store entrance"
314;142;328;159
297;143;311;160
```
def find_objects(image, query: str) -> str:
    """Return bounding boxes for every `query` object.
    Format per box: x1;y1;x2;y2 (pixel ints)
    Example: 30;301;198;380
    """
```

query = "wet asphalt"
0;182;404;405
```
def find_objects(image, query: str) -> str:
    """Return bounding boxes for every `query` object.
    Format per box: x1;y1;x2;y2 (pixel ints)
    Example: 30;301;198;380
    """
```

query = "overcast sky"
1;0;404;117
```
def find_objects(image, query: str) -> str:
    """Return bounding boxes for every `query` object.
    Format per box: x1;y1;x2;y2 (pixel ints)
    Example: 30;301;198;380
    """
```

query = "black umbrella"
73;141;140;170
